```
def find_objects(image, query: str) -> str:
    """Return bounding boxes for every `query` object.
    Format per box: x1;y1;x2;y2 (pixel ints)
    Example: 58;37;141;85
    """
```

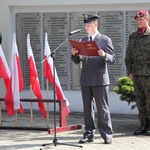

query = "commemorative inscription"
98;11;124;89
15;11;140;91
43;12;69;90
16;13;41;89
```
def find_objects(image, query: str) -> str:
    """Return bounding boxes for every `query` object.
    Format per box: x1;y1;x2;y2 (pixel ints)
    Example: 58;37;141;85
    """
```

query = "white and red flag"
4;33;24;115
27;33;47;118
44;33;70;116
0;45;11;90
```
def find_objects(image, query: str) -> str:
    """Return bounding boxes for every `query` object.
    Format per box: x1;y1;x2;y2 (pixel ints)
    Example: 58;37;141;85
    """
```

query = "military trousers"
133;76;150;121
81;85;113;140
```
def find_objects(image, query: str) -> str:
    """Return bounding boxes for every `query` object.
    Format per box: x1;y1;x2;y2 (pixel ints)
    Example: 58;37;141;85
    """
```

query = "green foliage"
113;76;136;109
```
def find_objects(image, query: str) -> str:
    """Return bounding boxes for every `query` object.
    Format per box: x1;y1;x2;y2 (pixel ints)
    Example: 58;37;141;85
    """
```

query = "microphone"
69;29;81;36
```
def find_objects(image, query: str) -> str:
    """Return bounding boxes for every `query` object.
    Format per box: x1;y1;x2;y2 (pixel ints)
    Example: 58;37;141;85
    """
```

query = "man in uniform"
71;13;116;144
125;9;150;136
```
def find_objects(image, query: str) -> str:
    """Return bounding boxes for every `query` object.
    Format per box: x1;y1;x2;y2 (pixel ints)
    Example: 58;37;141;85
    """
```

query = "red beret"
134;10;149;19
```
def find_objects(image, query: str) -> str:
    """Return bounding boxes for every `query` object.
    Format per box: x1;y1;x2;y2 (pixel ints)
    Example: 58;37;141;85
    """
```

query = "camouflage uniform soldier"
125;10;150;136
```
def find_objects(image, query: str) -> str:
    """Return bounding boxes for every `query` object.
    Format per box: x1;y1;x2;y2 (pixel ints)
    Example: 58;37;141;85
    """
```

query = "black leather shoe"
145;120;150;136
145;129;150;136
134;119;148;135
104;139;112;144
134;128;147;135
79;137;94;143
79;131;94;144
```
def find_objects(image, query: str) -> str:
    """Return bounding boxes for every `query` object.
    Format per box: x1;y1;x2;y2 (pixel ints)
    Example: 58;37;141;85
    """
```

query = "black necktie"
89;36;92;41
86;36;92;62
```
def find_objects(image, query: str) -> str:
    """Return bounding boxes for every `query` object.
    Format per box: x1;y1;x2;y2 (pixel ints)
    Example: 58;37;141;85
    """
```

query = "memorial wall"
15;11;139;91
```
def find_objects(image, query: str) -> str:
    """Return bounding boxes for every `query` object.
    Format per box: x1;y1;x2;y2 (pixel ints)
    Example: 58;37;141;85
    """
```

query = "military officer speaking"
71;13;116;144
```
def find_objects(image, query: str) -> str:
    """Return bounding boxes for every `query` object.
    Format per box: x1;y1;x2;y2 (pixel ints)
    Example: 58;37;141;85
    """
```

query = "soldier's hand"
129;74;133;80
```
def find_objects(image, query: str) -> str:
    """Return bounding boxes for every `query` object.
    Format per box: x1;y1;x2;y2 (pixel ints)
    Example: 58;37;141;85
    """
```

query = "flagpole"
30;85;33;127
46;79;49;99
15;110;18;126
46;79;50;127
0;84;1;125
0;37;3;124
0;99;1;125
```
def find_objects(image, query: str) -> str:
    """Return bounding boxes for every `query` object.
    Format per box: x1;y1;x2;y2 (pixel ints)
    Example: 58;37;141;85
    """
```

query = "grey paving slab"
0;111;150;150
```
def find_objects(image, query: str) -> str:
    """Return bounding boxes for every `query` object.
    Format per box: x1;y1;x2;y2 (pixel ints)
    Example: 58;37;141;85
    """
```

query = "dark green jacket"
125;27;150;76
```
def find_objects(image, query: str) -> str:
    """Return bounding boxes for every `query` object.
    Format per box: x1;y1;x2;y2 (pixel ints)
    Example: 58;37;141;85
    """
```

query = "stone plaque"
16;13;42;90
15;11;145;92
98;11;124;90
125;11;137;45
43;12;69;90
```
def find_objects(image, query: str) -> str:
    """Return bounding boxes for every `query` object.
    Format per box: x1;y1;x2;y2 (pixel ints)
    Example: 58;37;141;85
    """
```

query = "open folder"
69;39;99;56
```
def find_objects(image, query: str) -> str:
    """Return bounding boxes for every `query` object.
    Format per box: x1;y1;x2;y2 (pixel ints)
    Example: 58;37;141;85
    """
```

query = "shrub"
113;76;136;109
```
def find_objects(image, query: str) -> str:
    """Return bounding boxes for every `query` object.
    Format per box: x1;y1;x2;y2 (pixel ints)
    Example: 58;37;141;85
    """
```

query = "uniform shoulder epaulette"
144;27;150;35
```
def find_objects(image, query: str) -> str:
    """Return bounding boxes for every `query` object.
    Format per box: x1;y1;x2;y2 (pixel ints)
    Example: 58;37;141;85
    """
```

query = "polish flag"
27;34;47;118
0;45;11;90
44;33;70;116
4;33;24;115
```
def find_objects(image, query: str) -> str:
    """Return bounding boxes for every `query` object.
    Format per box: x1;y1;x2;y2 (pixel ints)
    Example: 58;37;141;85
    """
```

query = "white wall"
1;0;148;114
18;90;138;114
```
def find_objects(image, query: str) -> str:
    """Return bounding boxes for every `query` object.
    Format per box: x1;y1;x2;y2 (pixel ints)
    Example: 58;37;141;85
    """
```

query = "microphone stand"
41;37;69;64
40;35;83;149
